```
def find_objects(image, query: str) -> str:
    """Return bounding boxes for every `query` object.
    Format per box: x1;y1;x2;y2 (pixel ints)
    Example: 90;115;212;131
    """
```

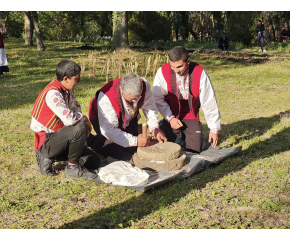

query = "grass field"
0;40;290;229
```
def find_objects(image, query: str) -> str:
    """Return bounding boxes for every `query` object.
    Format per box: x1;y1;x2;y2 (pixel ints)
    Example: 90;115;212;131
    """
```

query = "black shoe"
63;164;98;180
34;150;56;176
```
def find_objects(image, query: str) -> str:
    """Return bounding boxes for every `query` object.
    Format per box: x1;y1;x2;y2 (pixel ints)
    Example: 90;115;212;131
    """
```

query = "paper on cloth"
98;161;149;186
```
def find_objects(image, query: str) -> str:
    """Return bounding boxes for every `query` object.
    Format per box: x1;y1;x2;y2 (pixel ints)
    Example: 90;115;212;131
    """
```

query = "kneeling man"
31;60;100;179
153;46;221;153
87;73;167;160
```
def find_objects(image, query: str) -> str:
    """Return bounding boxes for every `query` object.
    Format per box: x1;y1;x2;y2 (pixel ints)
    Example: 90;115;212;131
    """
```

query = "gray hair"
120;73;143;96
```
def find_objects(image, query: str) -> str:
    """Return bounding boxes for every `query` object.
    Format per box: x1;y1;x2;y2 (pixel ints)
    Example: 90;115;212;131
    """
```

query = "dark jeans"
159;119;203;153
88;116;139;161
257;33;265;48
38;122;100;169
218;44;229;50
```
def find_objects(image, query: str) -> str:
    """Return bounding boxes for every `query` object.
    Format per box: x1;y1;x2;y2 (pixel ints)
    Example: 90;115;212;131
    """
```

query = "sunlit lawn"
0;40;290;229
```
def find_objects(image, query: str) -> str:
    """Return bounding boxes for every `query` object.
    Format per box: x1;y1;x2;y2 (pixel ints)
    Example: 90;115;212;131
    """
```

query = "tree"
24;11;33;46
111;11;130;52
227;11;260;46
31;11;45;51
128;11;171;43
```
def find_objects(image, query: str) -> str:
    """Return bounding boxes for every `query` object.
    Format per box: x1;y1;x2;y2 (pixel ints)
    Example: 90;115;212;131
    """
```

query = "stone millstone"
136;142;181;162
133;142;187;172
133;153;187;172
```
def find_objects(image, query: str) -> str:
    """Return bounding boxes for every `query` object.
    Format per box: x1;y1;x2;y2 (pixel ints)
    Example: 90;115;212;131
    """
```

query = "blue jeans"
257;32;265;48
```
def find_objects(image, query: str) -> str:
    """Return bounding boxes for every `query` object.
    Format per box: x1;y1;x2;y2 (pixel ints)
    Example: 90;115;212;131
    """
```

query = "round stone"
136;142;181;162
133;153;187;172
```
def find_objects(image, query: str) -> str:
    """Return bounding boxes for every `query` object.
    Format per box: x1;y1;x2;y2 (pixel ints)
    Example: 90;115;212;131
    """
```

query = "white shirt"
0;25;6;34
30;89;84;133
153;67;221;131
97;79;159;148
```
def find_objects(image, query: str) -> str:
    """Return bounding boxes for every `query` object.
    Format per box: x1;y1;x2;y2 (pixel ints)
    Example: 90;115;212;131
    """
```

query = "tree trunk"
111;11;130;52
31;11;45;51
200;11;204;40
24;11;33;46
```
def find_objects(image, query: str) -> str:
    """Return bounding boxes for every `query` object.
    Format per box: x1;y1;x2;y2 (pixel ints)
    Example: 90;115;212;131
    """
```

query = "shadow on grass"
58;115;290;229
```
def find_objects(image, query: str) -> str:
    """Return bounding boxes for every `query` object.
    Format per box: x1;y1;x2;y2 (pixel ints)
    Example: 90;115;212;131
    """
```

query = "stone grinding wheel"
137;142;182;162
133;142;187;172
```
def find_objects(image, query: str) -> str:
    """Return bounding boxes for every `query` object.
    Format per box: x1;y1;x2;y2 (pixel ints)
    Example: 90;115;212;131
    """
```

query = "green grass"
0;40;290;229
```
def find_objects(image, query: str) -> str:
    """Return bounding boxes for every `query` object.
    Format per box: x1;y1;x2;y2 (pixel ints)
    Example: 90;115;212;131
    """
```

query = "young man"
30;60;100;179
256;20;267;53
87;72;167;161
153;46;221;153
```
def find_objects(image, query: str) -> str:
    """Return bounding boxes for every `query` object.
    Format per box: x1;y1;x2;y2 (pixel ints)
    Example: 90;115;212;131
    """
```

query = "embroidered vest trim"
31;79;66;131
161;62;203;120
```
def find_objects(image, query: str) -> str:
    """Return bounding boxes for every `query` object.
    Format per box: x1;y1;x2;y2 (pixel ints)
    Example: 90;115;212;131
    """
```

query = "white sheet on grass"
98;161;149;186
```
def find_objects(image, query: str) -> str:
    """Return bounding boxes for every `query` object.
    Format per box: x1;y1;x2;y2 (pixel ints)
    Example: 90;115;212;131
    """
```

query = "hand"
83;115;92;137
208;132;218;148
153;128;167;143
170;117;183;130
137;134;150;147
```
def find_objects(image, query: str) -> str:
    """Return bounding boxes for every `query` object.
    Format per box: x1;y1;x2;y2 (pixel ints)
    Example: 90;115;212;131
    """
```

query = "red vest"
31;80;66;150
89;78;146;130
161;62;203;120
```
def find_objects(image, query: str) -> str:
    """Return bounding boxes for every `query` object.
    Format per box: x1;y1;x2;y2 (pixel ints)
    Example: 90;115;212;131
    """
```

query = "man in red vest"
87;72;167;161
153;46;221;153
30;60;100;179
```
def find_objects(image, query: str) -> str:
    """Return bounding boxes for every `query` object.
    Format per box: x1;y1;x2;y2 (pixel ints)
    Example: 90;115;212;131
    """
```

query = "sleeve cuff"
133;136;138;147
210;129;219;133
167;115;175;123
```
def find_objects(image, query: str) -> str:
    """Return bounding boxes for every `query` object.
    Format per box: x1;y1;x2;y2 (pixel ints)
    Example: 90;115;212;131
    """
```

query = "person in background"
0;19;9;77
217;33;229;51
279;26;290;42
256;19;267;53
30;60;100;179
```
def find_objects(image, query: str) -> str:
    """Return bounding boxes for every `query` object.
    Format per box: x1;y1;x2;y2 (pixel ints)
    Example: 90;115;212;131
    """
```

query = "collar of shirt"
176;72;189;100
121;94;140;113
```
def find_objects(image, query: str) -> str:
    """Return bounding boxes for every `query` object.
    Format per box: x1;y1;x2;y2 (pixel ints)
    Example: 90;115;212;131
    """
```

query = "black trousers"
159;119;203;153
88;117;139;161
38;122;100;169
218;44;229;50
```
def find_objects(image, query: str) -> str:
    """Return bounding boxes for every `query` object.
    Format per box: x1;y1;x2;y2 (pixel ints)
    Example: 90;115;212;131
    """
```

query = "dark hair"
258;20;262;23
168;46;189;62
56;60;81;81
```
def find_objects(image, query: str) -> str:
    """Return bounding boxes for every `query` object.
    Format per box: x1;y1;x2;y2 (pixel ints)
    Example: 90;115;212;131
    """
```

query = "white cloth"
97;79;159;148
153;67;221;131
0;25;6;34
0;49;8;66
98;161;149;186
30;88;84;133
0;26;8;67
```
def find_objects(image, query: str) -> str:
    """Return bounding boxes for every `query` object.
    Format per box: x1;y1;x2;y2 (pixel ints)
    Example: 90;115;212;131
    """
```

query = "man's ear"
187;58;191;64
62;76;68;82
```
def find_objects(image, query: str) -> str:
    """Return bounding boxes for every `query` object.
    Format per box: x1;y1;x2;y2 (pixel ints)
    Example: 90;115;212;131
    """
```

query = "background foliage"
1;11;290;47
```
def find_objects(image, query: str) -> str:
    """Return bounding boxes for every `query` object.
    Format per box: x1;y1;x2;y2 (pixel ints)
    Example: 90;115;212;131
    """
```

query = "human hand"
208;132;218;148
170;117;183;129
137;134;150;147
153;128;167;143
83;115;92;137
